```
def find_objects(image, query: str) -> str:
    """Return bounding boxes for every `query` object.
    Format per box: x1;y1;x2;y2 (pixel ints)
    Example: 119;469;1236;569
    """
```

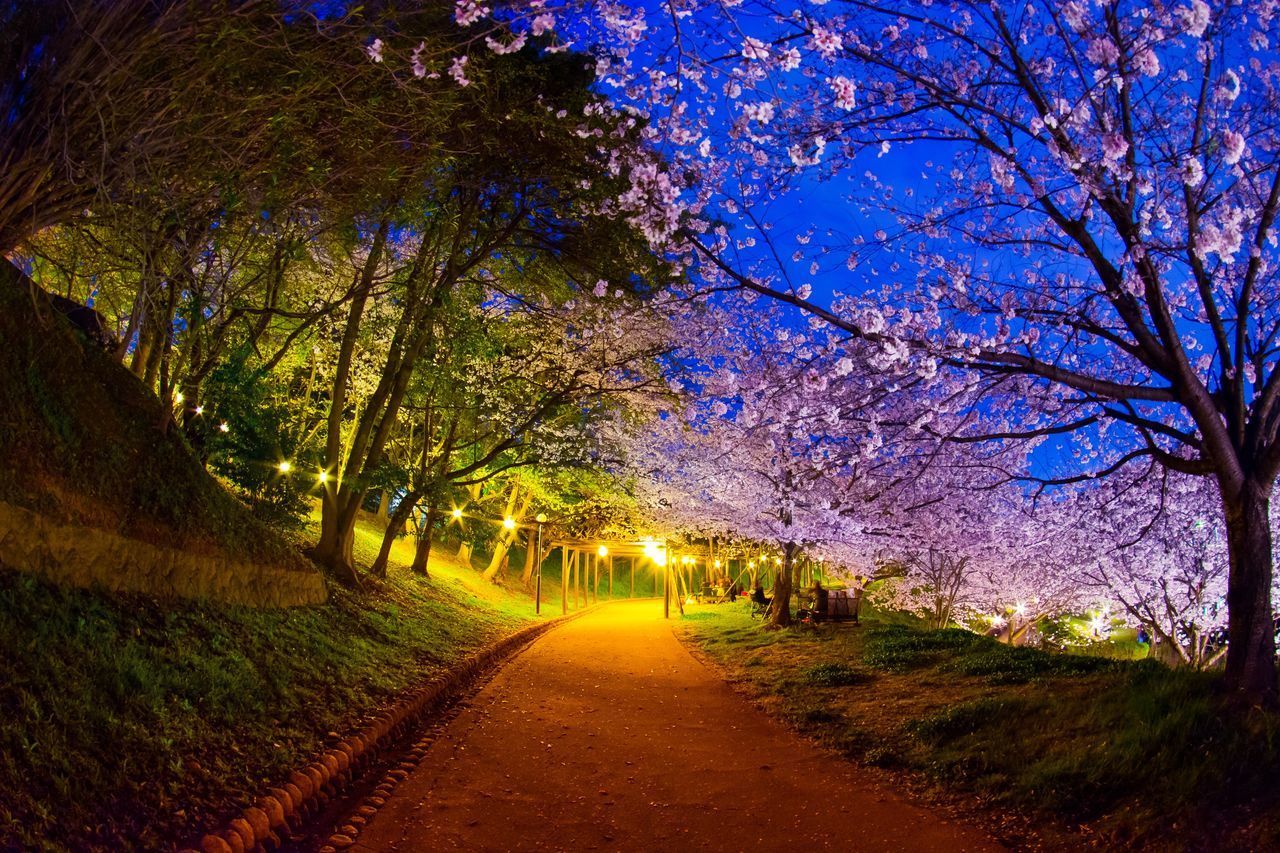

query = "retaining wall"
0;500;327;607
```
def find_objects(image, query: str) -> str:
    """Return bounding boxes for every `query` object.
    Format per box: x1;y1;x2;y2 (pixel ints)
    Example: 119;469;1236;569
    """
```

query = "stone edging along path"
183;604;601;853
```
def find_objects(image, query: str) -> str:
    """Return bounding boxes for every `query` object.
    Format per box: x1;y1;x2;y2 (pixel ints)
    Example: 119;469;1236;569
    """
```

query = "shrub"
804;662;872;687
906;697;1025;745
861;625;985;671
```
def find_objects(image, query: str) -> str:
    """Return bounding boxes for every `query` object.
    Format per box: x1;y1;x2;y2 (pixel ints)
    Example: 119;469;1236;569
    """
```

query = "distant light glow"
317;470;328;484
451;507;463;520
218;422;230;433
277;461;292;474
597;545;609;557
503;516;516;530
194;405;204;415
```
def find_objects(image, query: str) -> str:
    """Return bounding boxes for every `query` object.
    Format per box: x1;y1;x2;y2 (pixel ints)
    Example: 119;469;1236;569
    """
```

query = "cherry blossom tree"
451;0;1280;700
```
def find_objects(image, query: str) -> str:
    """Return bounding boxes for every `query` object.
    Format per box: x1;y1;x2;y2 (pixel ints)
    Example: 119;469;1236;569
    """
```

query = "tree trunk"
370;490;423;578
1222;481;1278;703
411;516;435;576
521;529;537;585
313;502;361;588
768;543;797;628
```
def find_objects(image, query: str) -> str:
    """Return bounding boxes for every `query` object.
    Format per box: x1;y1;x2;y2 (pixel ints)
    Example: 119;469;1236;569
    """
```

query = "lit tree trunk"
313;218;389;588
768;542;798;628
482;485;529;582
370;488;424;579
1222;480;1278;702
411;506;437;576
521;529;538;586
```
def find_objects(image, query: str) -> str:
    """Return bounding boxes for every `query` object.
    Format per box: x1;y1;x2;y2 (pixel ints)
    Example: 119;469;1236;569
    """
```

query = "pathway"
351;600;1000;852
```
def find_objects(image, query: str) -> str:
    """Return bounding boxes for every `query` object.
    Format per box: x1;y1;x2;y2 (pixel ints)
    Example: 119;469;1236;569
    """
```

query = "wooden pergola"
543;538;780;618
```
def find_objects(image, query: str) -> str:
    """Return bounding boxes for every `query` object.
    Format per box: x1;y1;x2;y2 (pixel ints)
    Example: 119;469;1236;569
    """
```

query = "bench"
797;590;860;627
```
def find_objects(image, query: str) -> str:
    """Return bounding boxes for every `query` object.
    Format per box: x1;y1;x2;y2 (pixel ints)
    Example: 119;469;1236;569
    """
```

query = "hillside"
0;518;538;849
0;260;322;604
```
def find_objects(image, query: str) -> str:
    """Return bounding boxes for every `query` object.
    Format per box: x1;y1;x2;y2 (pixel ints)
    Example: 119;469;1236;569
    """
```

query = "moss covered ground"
678;602;1280;851
0;519;540;850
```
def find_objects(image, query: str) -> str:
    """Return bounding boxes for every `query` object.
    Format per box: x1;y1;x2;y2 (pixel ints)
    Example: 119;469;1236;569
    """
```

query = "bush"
940;645;1119;684
861;625;985;671
906;697;1026;745
804;662;872;687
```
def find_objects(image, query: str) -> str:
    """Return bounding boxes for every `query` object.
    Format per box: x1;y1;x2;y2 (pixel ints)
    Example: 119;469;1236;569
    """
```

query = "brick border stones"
183;604;598;853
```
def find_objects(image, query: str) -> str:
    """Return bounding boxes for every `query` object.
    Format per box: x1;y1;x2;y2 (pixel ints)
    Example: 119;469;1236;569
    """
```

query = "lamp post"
535;513;547;615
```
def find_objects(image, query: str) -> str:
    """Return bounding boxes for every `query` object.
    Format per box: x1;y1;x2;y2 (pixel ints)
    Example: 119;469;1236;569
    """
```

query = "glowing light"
194;405;204;415
641;539;668;567
503;516;516;530
536;513;547;523
218;422;230;433
774;556;782;565
317;470;328;484
174;392;184;405
277;461;292;474
597;545;609;557
713;559;722;569
1014;602;1027;617
451;507;463;520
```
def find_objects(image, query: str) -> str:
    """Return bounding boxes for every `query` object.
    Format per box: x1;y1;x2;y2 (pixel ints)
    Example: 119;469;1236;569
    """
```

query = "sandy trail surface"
351;599;1000;852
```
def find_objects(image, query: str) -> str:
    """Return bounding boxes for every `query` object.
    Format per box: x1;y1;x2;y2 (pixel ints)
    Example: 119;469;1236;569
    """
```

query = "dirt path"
351;600;1000;852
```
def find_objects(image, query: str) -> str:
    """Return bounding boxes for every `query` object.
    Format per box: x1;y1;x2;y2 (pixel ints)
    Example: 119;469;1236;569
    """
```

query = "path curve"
351;600;1000;852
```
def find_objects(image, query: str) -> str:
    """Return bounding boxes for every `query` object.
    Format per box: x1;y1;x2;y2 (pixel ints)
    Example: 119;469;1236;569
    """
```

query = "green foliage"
906;698;1027;745
860;624;986;672
0;524;534;850
200;354;311;527
0;268;295;565
679;602;1280;850
803;662;872;687
938;644;1120;684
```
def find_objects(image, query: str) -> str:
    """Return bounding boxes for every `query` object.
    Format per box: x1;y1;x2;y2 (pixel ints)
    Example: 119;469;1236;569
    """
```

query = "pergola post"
561;545;568;615
573;549;581;610
663;561;669;619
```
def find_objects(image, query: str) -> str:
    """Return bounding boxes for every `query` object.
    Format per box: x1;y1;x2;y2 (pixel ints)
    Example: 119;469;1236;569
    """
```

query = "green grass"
0;263;296;566
678;602;1280;851
0;517;542;851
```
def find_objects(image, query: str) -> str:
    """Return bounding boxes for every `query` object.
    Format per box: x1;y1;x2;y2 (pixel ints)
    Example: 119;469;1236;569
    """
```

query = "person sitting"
798;580;829;622
751;582;771;606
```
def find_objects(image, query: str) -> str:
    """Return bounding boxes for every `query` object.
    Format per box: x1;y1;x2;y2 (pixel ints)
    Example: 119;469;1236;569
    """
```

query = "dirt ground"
351;600;1001;852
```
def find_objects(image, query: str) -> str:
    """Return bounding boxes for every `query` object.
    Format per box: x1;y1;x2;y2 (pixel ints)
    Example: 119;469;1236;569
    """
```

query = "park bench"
797;589;860;627
750;597;771;618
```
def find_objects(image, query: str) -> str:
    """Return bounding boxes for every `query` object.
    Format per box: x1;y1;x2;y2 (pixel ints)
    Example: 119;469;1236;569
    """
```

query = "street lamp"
503;515;516;531
277;460;292;474
597;545;609;558
451;507;463;520
535;513;548;615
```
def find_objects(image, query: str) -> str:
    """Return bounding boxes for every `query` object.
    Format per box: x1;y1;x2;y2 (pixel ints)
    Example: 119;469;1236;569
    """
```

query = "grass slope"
0;520;539;851
679;603;1280;851
0;262;296;566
